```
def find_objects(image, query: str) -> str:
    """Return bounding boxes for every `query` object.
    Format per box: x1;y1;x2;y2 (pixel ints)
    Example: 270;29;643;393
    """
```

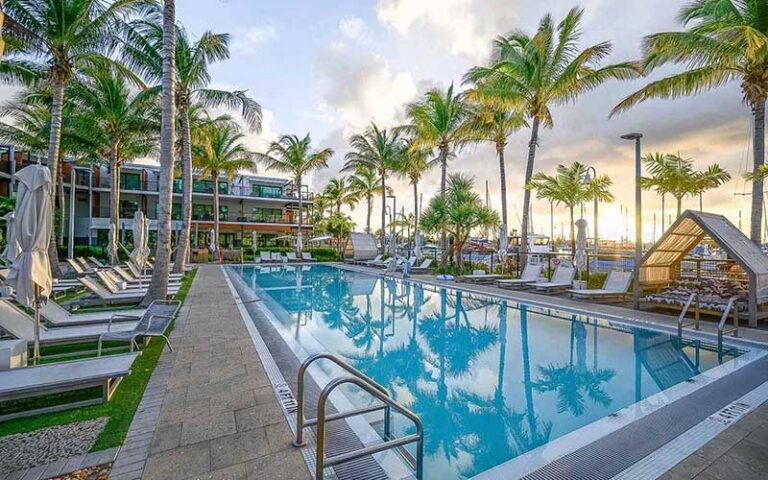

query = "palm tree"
641;154;730;218
343;123;405;254
397;142;433;250
347;166;389;233
420;174;499;270
3;0;145;276
612;0;767;244
143;0;176;306
527;162;613;255
257;134;333;253
465;7;638;261
124;16;262;272
406;84;469;261
639;153;673;232
68;60;156;264
193;117;256;256
322;177;355;215
461;101;526;227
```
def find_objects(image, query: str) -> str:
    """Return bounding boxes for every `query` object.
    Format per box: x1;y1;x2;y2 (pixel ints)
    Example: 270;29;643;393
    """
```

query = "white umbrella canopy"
575;218;588;273
5;164;53;364
1;211;19;265
498;224;508;264
108;223;118;264
130;211;146;267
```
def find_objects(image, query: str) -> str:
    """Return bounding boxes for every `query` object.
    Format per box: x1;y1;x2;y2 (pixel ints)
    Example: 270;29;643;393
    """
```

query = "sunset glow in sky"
2;0;758;241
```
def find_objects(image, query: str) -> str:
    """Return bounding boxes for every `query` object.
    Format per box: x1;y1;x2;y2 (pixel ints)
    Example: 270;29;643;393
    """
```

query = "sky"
7;0;759;241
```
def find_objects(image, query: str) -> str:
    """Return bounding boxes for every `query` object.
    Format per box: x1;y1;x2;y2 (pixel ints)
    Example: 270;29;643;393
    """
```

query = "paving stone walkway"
112;266;309;480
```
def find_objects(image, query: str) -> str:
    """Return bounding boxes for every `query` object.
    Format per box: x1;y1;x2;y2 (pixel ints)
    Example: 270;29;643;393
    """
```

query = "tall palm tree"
465;7;638;261
347;166;389;234
397;142;433;250
3;0;145;277
257;134;333;253
343;123;405;253
124;15;262;272
639;153;673;232
143;0;176;306
420;174;499;270
461;101;526;227
68;60;156;264
406;84;469;261
527;162;613;255
322;177;356;215
612;0;768;244
193;117;256;256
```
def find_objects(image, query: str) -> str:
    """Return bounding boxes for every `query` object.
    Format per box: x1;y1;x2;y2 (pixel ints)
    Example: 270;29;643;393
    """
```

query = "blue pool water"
231;264;740;479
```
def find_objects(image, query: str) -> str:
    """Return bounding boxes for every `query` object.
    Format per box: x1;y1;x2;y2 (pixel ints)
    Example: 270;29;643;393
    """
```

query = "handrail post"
315;388;329;480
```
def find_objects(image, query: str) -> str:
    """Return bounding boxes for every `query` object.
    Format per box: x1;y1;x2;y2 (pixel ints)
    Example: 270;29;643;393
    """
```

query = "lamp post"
582;166;599;256
621;132;643;310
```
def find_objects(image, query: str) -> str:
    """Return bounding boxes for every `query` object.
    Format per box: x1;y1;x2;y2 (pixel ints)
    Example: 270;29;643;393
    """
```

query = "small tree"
326;211;354;256
420;174;499;270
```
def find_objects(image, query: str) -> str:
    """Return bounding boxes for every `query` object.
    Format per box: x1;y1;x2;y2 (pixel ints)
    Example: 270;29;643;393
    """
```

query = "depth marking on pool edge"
707;401;751;426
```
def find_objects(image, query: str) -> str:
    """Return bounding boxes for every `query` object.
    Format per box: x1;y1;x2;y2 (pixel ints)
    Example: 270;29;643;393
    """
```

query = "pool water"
231;264;740;480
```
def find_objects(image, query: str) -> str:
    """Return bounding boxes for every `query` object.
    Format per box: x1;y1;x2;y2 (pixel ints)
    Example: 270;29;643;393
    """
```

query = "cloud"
338;16;367;41
231;24;277;56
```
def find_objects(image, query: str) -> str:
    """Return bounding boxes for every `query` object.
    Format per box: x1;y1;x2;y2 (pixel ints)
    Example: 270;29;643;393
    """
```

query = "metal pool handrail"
677;292;700;341
292;353;423;479
717;297;740;358
293;353;390;447
315;376;424;480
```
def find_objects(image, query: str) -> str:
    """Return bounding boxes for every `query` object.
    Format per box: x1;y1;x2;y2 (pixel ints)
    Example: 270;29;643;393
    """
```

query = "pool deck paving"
112;265;310;480
114;262;768;480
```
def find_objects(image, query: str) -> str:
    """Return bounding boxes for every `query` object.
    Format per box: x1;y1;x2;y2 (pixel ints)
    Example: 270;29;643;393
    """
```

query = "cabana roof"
640;210;768;325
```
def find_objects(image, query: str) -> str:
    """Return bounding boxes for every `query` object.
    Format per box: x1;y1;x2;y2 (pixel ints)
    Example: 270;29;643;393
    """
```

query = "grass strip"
0;268;197;451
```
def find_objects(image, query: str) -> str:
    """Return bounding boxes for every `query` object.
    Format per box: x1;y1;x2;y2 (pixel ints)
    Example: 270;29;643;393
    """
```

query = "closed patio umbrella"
108;223;118;265
6;164;52;364
414;233;424;260
575;218;588;274
251;231;258;256
130;211;146;267
209;228;218;262
1;211;18;265
498;224;508;265
296;231;303;254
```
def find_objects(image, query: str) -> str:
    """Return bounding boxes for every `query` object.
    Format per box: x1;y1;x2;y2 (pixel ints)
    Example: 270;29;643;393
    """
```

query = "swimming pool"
230;264;745;479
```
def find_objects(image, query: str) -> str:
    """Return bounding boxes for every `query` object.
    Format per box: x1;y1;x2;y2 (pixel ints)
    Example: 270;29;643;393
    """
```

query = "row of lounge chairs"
348;255;433;273
258;251;317;263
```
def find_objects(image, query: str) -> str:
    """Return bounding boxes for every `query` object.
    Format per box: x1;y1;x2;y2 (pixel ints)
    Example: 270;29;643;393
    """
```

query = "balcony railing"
89;208;310;225
96;176;314;201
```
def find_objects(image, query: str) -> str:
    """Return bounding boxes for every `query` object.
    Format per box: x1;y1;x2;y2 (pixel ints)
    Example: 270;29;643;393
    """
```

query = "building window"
173;178;182;193
251;184;282;198
218;181;228;195
219;205;228;221
172;203;182;220
120;172;141;191
192;204;213;220
252;207;283;223
193;179;214;193
121;200;139;218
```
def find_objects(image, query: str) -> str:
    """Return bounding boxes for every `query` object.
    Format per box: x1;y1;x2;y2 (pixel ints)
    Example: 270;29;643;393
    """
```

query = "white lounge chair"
79;277;150;304
286;252;300;262
95;271;180;296
260;251;273;263
410;258;433;273
66;258;93;276
0;300;138;344
362;255;384;267
112;265;182;285
497;263;544;290
568;270;633;301
41;300;145;327
272;252;287;263
458;270;503;284
0;353;141;421
534;265;577;294
302;252;317;262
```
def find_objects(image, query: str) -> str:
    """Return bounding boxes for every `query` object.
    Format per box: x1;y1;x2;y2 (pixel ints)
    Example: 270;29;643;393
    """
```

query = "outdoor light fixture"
621;132;643;309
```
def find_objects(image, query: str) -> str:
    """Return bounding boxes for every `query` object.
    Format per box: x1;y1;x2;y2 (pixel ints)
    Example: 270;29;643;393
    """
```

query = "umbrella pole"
34;285;41;365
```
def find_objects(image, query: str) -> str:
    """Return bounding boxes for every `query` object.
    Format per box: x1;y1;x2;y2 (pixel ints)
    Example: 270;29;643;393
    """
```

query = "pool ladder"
677;293;739;358
293;353;424;480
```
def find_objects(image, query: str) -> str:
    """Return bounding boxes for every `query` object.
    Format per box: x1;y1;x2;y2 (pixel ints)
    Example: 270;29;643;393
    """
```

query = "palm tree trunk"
380;174;387;254
213;175;220;262
109;148;121;265
520;118;540;267
751;97;766;245
174;104;192;274
569;205;576;259
142;0;176;306
439;145;449;264
46;77;66;278
676;196;682;218
296;174;303;253
497;141;508;227
365;194;372;234
413;181;419;249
